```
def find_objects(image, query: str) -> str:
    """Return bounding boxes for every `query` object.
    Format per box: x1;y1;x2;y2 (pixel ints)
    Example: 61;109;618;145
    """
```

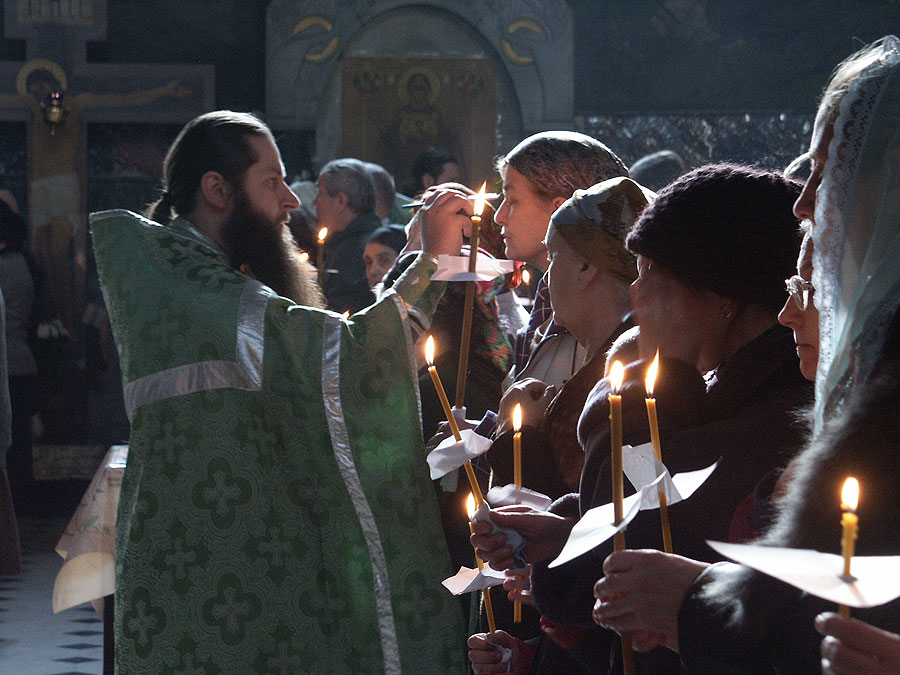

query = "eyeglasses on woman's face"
785;275;815;311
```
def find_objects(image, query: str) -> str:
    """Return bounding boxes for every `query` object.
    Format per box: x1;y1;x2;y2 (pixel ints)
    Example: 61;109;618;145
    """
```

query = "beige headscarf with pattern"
549;176;656;282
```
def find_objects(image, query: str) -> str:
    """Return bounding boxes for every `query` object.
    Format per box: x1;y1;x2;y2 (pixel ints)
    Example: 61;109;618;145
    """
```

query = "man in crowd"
407;146;462;197
366;161;411;227
91;110;468;673
313;157;381;312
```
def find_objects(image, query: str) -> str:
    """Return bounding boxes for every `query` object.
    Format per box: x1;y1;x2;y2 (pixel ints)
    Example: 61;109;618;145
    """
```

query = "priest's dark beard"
221;188;324;308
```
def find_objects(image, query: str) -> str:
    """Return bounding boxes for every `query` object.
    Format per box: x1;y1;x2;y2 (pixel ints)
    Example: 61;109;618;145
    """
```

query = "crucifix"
0;0;214;335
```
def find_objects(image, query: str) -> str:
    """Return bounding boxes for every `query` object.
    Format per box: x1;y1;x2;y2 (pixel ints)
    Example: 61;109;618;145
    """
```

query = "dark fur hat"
626;163;802;311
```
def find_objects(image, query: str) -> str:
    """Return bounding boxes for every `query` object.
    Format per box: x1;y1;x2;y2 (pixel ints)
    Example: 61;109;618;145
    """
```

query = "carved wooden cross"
0;0;213;333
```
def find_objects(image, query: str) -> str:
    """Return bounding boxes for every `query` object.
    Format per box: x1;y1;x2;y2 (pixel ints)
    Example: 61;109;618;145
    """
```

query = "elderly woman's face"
630;254;725;368
794;107;835;226
544;224;584;330
364;242;398;288
778;233;819;380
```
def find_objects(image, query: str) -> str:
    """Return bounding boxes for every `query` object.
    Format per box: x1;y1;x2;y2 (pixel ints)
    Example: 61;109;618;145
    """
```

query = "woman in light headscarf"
593;36;900;674
468;178;650;673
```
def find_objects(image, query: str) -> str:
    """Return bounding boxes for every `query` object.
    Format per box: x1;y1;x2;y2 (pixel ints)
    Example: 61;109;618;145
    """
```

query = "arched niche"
266;0;573;166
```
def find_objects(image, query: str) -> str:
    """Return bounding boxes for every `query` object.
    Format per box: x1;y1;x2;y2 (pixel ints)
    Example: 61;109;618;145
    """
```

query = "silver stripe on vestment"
168;216;227;255
122;281;271;418
123;360;254;419
321;314;401;675
389;292;423;423
235;279;272;388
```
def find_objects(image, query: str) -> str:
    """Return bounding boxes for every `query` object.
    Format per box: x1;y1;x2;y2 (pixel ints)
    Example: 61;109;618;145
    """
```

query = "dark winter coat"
678;318;900;674
530;324;812;673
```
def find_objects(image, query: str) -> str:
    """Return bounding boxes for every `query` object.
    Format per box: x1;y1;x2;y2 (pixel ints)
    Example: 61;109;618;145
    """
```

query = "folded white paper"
427;430;492;479
486;484;553;510
442;565;507;595
623;442;675;495
707;540;900;609
549;463;718;568
432;254;516;282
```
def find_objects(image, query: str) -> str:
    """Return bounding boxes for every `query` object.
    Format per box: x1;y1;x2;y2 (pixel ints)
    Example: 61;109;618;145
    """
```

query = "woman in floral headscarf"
592;36;900;674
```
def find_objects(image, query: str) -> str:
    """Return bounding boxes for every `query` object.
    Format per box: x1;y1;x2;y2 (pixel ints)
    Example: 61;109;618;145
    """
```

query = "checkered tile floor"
0;518;103;674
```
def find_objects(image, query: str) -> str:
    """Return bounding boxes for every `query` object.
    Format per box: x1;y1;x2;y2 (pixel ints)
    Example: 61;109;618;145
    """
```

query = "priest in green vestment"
91;111;471;673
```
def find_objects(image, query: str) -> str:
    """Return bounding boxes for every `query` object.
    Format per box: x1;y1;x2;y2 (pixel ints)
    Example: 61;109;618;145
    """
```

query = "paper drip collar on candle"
706;541;900;609
438;408;468;492
427;429;492;480
622;441;678;497
549;462;718;568
432;254;516;282
486;484;552;511
441;564;506;595
472;501;528;569
494;643;513;665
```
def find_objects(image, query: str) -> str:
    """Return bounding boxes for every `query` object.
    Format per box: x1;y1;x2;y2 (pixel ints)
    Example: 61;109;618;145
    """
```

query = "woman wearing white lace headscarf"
807;35;900;430
589;36;900;674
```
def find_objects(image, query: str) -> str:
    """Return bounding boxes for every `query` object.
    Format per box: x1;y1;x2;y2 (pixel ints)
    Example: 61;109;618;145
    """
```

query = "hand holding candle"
838;477;859;618
644;351;673;553
468;493;497;633
426;335;483;504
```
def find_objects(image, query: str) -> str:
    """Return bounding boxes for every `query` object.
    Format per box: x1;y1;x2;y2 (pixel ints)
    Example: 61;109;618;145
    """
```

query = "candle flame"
466;492;476;519
512;403;522;432
474;182;487;216
341;310;350;320
609;360;625;393
841;477;859;511
317;227;328;243
521;269;531;285
298;251;310;263
425;335;435;366
645;350;660;397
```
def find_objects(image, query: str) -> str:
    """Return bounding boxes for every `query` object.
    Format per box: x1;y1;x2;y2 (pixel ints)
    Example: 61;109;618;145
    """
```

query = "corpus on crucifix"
0;58;191;333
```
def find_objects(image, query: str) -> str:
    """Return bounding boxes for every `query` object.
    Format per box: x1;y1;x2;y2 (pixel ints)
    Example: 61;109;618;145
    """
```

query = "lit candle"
520;267;533;303
467;493;497;633
644;351;673;554
316;227;328;275
609;360;635;675
341;310;350;320
471;182;487;226
609;361;626;551
512;402;523;623
512;403;523;490
454;182;487;408
298;251;310;264
426;336;484;505
838;477;859;618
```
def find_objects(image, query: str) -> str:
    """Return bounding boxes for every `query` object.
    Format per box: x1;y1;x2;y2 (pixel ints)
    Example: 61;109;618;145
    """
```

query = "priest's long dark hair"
145;111;272;225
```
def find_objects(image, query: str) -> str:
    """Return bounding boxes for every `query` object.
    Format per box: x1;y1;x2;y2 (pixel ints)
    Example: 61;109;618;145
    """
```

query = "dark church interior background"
0;0;894;512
